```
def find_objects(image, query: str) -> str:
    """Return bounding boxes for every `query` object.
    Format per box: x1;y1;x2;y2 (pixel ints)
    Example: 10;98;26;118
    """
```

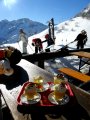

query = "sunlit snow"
2;17;90;75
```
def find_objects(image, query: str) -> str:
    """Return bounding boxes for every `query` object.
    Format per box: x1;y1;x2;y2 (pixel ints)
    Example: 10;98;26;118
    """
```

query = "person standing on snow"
74;30;87;49
42;34;54;52
32;38;43;53
44;34;54;47
18;29;28;54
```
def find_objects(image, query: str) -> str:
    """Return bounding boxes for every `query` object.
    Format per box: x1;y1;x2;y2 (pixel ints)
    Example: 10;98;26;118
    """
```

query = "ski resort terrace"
0;48;90;120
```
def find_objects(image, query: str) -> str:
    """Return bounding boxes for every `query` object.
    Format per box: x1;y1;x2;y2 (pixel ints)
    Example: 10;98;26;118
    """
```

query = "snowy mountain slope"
75;3;90;19
28;17;90;53
28;3;90;51
0;18;47;44
55;17;90;48
3;16;90;54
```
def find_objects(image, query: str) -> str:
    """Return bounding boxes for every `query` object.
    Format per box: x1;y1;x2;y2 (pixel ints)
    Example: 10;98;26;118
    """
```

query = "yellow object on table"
24;83;37;100
54;76;61;84
34;76;44;90
54;76;66;100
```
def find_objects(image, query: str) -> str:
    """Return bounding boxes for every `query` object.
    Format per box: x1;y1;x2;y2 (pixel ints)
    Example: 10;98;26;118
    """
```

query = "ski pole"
67;41;75;46
18;42;22;51
27;42;34;52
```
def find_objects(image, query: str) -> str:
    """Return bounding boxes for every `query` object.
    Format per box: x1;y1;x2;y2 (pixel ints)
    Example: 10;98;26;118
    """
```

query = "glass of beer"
54;76;66;100
24;83;37;100
34;76;44;91
54;76;61;84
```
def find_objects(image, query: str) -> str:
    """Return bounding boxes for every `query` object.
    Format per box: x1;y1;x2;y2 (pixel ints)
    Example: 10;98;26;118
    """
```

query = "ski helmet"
45;34;49;39
81;30;86;34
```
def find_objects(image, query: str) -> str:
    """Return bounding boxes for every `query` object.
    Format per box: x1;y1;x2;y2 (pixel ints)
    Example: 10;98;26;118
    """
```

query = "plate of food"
48;92;69;105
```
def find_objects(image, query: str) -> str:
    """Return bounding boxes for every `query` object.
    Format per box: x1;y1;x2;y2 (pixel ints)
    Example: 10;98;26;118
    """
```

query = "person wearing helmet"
32;38;43;53
18;29;28;54
75;30;87;49
44;34;54;47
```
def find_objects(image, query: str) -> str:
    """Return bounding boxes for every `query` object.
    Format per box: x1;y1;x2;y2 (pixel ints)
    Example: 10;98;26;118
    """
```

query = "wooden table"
0;59;53;120
0;59;75;120
70;51;90;72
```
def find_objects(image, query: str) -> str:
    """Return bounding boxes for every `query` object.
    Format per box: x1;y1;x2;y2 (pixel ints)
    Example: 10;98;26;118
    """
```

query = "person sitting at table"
74;30;87;49
5;46;22;67
0;46;22;76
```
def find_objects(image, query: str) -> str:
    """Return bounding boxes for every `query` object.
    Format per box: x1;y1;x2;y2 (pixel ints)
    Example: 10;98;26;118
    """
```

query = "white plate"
49;83;55;91
21;93;41;104
48;92;69;105
36;82;49;92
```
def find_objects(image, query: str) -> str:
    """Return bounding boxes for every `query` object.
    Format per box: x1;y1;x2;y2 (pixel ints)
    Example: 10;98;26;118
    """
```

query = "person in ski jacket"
75;30;87;49
43;34;54;47
32;38;43;53
5;46;22;67
0;46;22;76
18;29;28;54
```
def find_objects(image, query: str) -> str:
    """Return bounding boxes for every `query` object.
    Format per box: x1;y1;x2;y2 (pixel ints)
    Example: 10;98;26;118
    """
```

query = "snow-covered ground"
44;56;90;76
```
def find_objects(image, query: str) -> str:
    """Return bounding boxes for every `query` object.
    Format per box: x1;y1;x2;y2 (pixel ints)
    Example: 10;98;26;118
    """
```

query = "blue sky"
0;0;90;25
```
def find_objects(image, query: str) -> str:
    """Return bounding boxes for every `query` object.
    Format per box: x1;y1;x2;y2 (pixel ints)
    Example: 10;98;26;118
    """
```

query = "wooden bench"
58;67;90;83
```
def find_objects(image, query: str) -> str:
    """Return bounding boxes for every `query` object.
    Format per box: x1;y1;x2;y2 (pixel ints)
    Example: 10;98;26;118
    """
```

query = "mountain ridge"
0;18;47;44
0;3;90;46
75;3;90;19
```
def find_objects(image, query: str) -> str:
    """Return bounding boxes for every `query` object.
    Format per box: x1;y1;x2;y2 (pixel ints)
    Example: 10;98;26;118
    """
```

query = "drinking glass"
54;76;66;100
24;83;37;100
34;76;44;90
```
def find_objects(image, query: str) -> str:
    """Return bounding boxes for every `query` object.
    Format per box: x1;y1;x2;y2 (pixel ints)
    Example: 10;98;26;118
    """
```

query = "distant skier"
74;30;87;49
18;29;28;54
32;38;43;53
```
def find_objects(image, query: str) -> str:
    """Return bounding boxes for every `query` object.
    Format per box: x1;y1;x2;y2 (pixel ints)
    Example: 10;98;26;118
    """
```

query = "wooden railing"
22;48;90;69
